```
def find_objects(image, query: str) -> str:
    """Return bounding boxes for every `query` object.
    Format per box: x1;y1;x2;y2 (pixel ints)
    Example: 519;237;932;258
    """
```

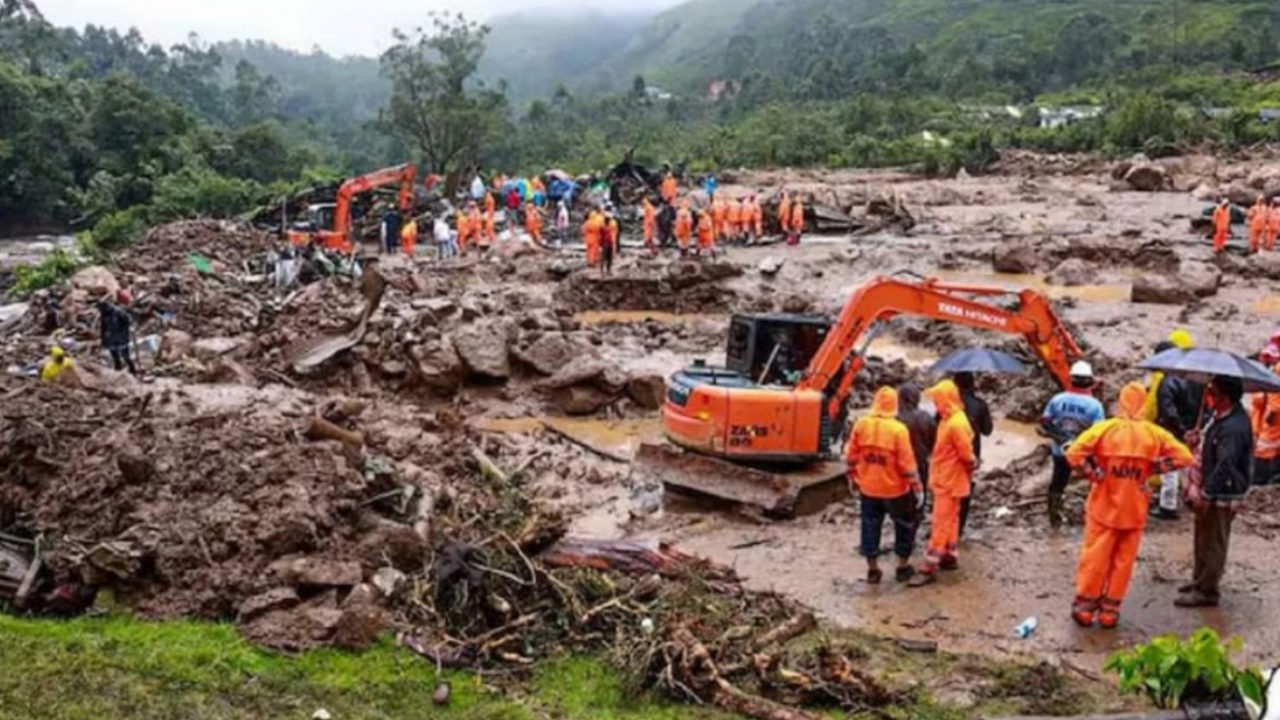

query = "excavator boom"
644;275;1085;515
289;163;418;252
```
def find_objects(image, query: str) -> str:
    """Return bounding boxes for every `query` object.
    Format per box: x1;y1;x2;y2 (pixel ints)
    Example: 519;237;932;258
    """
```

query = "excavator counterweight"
634;276;1085;516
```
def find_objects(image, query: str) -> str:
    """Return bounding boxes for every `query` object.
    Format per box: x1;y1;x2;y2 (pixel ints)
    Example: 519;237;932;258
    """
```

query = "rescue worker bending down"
1066;382;1194;629
847;387;923;585
911;379;977;587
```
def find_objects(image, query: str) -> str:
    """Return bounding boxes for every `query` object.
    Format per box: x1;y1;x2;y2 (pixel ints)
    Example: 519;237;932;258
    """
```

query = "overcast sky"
36;0;678;56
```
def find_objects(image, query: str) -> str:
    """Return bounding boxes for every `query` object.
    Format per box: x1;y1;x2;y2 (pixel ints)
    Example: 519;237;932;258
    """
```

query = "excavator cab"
724;314;832;386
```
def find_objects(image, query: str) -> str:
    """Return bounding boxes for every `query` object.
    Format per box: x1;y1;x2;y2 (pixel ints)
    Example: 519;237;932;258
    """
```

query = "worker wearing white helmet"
1040;361;1106;528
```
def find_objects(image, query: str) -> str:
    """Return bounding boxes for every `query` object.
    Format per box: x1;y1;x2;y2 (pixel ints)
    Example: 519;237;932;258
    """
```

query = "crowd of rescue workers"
31;169;1280;636
851;326;1273;631
373;170;807;273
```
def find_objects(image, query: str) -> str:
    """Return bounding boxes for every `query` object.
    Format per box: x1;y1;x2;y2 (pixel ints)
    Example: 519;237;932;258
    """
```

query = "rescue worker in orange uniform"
696;208;717;259
778;192;792;238
400;216;418;257
467;204;485;253
674;202;694;255
1251;343;1280;486
726;198;744;244
1268;199;1280;252
712;197;729;241
788;196;805;246
1066;382;1194;628
642;197;658;256
848;387;924;585
455;208;472;253
910;379;976;586
481;208;496;246
661;173;678;204
484;191;496;216
1248;195;1268;254
524;202;544;247
583;209;605;267
1213;198;1232;254
749;195;764;240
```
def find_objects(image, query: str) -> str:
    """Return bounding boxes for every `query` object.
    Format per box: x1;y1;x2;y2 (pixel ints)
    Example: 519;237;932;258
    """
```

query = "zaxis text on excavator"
636;276;1085;515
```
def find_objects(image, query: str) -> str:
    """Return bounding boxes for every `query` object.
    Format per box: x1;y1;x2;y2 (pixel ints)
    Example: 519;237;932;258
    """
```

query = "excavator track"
633;442;848;518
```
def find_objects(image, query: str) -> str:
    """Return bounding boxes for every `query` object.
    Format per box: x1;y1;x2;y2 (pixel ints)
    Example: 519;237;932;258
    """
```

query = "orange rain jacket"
675;206;693;248
661;175;678;204
847;387;920;499
583;211;605;264
1251;368;1280;461
1250;199;1269;233
789;200;805;233
696;211;715;249
727;200;744;229
925;380;977;498
778;196;792;232
484;192;496;215
525;204;543;240
1067;382;1194;530
642;199;657;242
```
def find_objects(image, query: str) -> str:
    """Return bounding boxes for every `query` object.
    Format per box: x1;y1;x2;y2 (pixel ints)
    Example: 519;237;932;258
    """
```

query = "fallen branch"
304;417;363;448
472;449;508;483
540;421;631;463
752;613;817;651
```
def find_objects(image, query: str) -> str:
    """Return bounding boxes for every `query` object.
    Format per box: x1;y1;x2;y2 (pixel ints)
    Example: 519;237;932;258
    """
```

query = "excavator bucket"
632;443;848;518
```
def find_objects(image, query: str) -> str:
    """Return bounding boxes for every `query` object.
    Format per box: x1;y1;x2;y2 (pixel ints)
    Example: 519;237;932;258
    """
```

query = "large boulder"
1047;258;1093;287
626;375;667;410
71;266;120;298
992;243;1039;274
1181;262;1222;298
410;338;465;393
513;333;594;376
539;357;608;390
1127;261;1219;304
553;386;615;416
452;321;513;380
1124;163;1171;192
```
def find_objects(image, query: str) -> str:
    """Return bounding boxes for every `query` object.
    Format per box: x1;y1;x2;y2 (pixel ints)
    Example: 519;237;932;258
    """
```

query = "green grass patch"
0;615;729;720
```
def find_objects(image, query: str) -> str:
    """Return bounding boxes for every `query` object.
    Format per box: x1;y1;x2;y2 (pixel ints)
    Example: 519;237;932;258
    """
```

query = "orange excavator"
288;163;418;253
637;275;1085;515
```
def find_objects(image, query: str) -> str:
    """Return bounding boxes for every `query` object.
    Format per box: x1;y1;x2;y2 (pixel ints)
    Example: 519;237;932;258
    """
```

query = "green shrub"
11;249;81;294
151;167;261;221
90;207;149;251
1104;628;1265;710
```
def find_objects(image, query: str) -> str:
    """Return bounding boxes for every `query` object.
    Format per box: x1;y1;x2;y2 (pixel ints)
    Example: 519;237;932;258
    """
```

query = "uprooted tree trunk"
671;627;825;720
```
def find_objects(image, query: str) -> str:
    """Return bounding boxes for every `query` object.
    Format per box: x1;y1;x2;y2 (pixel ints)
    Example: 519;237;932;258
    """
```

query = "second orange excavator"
637;275;1086;515
287;163;419;253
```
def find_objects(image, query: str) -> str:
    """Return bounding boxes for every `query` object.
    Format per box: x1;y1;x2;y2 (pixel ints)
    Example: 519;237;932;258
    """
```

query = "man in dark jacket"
97;292;137;375
382;206;403;254
953;372;994;535
1177;376;1252;608
657;203;676;248
898;383;938;495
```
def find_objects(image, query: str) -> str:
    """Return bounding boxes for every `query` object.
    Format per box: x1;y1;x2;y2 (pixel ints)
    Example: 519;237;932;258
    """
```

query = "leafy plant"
11;248;80;294
1104;628;1265;711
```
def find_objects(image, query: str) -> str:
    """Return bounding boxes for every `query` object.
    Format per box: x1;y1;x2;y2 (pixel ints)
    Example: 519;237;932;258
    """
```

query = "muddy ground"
4;150;1280;696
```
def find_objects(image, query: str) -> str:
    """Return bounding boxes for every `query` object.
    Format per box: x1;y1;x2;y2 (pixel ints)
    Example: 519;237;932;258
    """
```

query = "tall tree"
378;12;506;179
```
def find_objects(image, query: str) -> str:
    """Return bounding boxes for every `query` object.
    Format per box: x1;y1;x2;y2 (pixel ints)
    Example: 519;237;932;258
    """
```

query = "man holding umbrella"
1178;376;1254;609
1139;345;1268;609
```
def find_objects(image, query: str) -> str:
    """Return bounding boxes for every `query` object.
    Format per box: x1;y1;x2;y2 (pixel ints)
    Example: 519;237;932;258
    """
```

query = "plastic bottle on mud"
1013;617;1038;639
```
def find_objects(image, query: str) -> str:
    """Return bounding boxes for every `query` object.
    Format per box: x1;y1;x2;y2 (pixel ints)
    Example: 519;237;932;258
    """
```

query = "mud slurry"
6;151;1280;714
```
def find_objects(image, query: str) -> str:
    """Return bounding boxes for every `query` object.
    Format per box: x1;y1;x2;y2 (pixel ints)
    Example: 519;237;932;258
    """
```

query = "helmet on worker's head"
1069;360;1095;388
117;289;132;305
50;345;65;360
1220;198;1230;205
1262;343;1280;367
1168;329;1195;350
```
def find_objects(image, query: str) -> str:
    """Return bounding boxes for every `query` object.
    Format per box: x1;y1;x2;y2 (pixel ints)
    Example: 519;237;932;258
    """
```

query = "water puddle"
575;310;718;325
1251;296;1280;315
984;419;1047;469
865;337;938;368
475;415;663;461
934;270;1130;304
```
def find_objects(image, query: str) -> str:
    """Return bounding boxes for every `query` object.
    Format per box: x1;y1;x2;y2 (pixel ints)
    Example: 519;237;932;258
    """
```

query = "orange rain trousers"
1076;518;1143;609
927;494;962;564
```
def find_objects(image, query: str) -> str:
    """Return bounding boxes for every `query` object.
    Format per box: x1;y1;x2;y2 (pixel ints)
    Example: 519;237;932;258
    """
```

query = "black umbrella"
1138;347;1280;393
930;348;1028;376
